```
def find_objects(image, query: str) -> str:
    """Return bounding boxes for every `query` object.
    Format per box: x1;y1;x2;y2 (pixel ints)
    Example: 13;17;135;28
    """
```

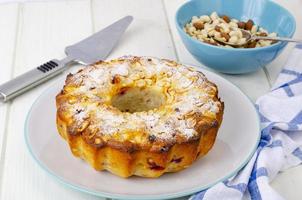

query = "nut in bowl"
184;12;278;48
176;0;296;74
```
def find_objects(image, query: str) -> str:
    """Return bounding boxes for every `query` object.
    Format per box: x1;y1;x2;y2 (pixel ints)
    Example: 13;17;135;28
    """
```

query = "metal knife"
0;16;133;102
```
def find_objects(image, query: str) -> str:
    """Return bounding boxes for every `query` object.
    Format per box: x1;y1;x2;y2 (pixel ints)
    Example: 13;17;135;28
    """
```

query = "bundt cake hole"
111;87;165;113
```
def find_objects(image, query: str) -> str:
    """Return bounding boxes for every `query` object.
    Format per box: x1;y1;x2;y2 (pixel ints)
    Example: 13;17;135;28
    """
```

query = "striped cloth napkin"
191;44;302;200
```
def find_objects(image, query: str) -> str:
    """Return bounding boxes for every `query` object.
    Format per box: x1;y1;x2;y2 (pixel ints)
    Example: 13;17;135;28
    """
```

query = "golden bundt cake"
56;56;224;178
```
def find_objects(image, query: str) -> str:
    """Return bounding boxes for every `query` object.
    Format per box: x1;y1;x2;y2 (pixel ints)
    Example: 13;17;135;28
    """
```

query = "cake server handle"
0;57;73;102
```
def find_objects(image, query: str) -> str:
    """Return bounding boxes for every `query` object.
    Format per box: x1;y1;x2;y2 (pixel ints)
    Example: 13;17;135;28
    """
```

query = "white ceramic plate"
25;67;260;200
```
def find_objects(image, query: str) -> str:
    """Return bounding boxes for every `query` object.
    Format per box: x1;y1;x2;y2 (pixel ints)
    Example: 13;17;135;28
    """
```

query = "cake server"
0;15;133;102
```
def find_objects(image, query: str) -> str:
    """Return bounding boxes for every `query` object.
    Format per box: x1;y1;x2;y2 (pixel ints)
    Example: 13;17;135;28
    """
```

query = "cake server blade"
65;15;133;64
0;16;133;102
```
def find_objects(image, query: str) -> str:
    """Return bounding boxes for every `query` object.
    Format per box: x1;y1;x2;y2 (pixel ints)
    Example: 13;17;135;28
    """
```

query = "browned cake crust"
56;56;224;178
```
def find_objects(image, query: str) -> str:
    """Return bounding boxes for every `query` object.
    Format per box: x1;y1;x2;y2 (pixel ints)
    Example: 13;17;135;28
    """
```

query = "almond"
193;21;204;30
237;21;246;29
215;25;221;32
245;19;254;30
221;32;230;41
246;40;257;48
221;15;230;23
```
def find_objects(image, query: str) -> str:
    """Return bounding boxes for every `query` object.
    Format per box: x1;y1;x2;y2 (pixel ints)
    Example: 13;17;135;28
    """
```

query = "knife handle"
0;59;67;102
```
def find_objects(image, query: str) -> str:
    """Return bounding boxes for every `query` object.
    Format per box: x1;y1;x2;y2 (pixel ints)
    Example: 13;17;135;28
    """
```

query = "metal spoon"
213;29;302;47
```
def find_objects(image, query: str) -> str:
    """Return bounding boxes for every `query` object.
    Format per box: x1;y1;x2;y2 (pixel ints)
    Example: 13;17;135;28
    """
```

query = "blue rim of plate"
24;66;261;200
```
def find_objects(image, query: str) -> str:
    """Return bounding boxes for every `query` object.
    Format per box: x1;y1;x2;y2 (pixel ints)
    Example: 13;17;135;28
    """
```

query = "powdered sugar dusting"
63;56;222;142
111;63;129;76
71;103;93;123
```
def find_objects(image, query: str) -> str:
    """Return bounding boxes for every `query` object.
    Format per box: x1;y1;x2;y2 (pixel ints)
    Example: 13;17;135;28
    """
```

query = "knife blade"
0;16;133;102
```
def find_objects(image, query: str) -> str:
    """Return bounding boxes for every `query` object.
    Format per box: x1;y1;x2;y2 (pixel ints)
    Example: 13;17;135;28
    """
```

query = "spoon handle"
253;36;302;43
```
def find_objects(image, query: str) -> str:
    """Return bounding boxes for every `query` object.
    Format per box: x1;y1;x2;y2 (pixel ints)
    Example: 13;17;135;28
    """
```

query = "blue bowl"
175;0;296;74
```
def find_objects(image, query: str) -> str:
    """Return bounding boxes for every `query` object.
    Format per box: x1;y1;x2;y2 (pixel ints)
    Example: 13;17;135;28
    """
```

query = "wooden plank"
0;2;19;172
92;0;176;60
0;1;103;199
264;0;302;85
163;0;271;101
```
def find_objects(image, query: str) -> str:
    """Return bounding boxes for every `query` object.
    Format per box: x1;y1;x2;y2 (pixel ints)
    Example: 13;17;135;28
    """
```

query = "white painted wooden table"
0;0;301;199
